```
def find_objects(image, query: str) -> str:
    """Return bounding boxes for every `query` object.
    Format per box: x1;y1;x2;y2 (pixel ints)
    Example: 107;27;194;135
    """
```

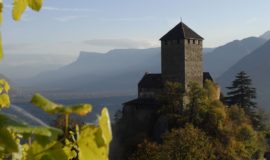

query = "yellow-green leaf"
13;0;28;21
0;79;10;92
31;93;92;116
26;140;68;160
31;93;63;114
0;128;18;152
63;139;77;159
7;126;52;137
0;94;10;108
0;113;62;139
63;104;92;116
98;107;112;145
0;0;3;24
78;125;108;160
27;0;42;11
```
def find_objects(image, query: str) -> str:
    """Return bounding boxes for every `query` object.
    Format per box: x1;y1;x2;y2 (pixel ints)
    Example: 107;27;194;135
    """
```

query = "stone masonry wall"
161;39;185;84
184;39;203;90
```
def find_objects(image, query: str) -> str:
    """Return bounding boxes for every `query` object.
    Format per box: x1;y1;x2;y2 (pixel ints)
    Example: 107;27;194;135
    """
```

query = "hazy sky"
2;0;270;55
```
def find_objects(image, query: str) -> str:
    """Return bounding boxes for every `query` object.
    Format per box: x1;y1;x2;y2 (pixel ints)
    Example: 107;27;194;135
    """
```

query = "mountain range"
0;54;75;80
19;48;161;94
3;31;270;109
204;37;266;77
218;38;270;108
19;36;266;91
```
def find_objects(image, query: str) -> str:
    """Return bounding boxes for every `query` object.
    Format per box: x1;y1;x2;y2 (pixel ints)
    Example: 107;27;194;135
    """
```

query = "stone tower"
160;22;204;90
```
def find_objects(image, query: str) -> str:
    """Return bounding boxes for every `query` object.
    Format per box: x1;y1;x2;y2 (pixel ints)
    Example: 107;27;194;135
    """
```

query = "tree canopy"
129;80;268;160
226;71;257;112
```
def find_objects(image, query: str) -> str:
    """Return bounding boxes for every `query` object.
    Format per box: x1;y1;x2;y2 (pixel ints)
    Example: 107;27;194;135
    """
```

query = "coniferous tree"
226;71;256;112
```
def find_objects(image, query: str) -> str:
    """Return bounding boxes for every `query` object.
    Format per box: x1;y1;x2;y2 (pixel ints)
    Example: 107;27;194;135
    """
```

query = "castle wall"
161;39;203;90
138;88;162;99
184;39;203;90
161;40;185;84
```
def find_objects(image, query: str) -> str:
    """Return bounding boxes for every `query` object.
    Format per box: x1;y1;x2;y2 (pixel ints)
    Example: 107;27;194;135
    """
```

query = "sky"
2;0;270;55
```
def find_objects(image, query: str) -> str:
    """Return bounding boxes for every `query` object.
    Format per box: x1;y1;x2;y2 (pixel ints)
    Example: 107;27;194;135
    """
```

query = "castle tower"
160;22;204;90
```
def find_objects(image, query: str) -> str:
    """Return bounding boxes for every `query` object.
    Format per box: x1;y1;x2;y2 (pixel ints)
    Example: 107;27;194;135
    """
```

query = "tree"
129;140;161;160
130;124;215;160
158;82;184;115
186;82;209;126
226;71;257;112
157;82;186;129
161;124;215;160
130;81;267;159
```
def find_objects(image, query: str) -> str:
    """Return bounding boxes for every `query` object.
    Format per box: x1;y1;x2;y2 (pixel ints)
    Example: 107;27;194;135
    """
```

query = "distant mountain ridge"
0;54;75;80
218;38;270;109
260;31;270;40
21;48;161;93
17;33;269;103
204;37;266;78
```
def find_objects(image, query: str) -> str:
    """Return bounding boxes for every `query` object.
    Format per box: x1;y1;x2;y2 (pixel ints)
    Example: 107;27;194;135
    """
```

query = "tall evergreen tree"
226;71;256;112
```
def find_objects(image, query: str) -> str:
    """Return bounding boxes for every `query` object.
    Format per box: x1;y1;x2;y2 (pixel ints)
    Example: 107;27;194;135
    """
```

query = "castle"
123;22;214;114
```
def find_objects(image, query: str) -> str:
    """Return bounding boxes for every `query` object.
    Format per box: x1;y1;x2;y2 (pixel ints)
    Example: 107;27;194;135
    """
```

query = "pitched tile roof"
160;22;203;41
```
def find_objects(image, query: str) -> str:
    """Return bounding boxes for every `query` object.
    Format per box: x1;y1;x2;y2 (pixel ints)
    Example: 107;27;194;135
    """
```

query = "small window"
188;39;190;44
198;40;201;45
193;40;196;44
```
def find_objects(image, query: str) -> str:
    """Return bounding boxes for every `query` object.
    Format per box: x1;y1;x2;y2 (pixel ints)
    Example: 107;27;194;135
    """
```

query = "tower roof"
160;22;204;41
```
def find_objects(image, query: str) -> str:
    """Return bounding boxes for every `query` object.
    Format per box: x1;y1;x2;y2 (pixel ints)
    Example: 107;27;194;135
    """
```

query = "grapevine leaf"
78;125;108;160
21;144;30;160
98;107;112;146
31;93;63;114
62;104;92;116
7;126;53;137
34;127;62;147
0;94;10;108
0;0;3;24
0;113;62;138
31;93;92;116
13;0;28;21
47;127;63;141
63;139;77;159
27;0;42;11
0;113;26;127
26;140;68;160
0;128;18;152
0;79;10;92
0;79;10;108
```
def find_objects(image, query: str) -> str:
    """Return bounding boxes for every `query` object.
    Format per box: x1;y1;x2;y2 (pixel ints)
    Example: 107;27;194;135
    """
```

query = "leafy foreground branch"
0;1;112;159
0;81;112;160
0;0;44;59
